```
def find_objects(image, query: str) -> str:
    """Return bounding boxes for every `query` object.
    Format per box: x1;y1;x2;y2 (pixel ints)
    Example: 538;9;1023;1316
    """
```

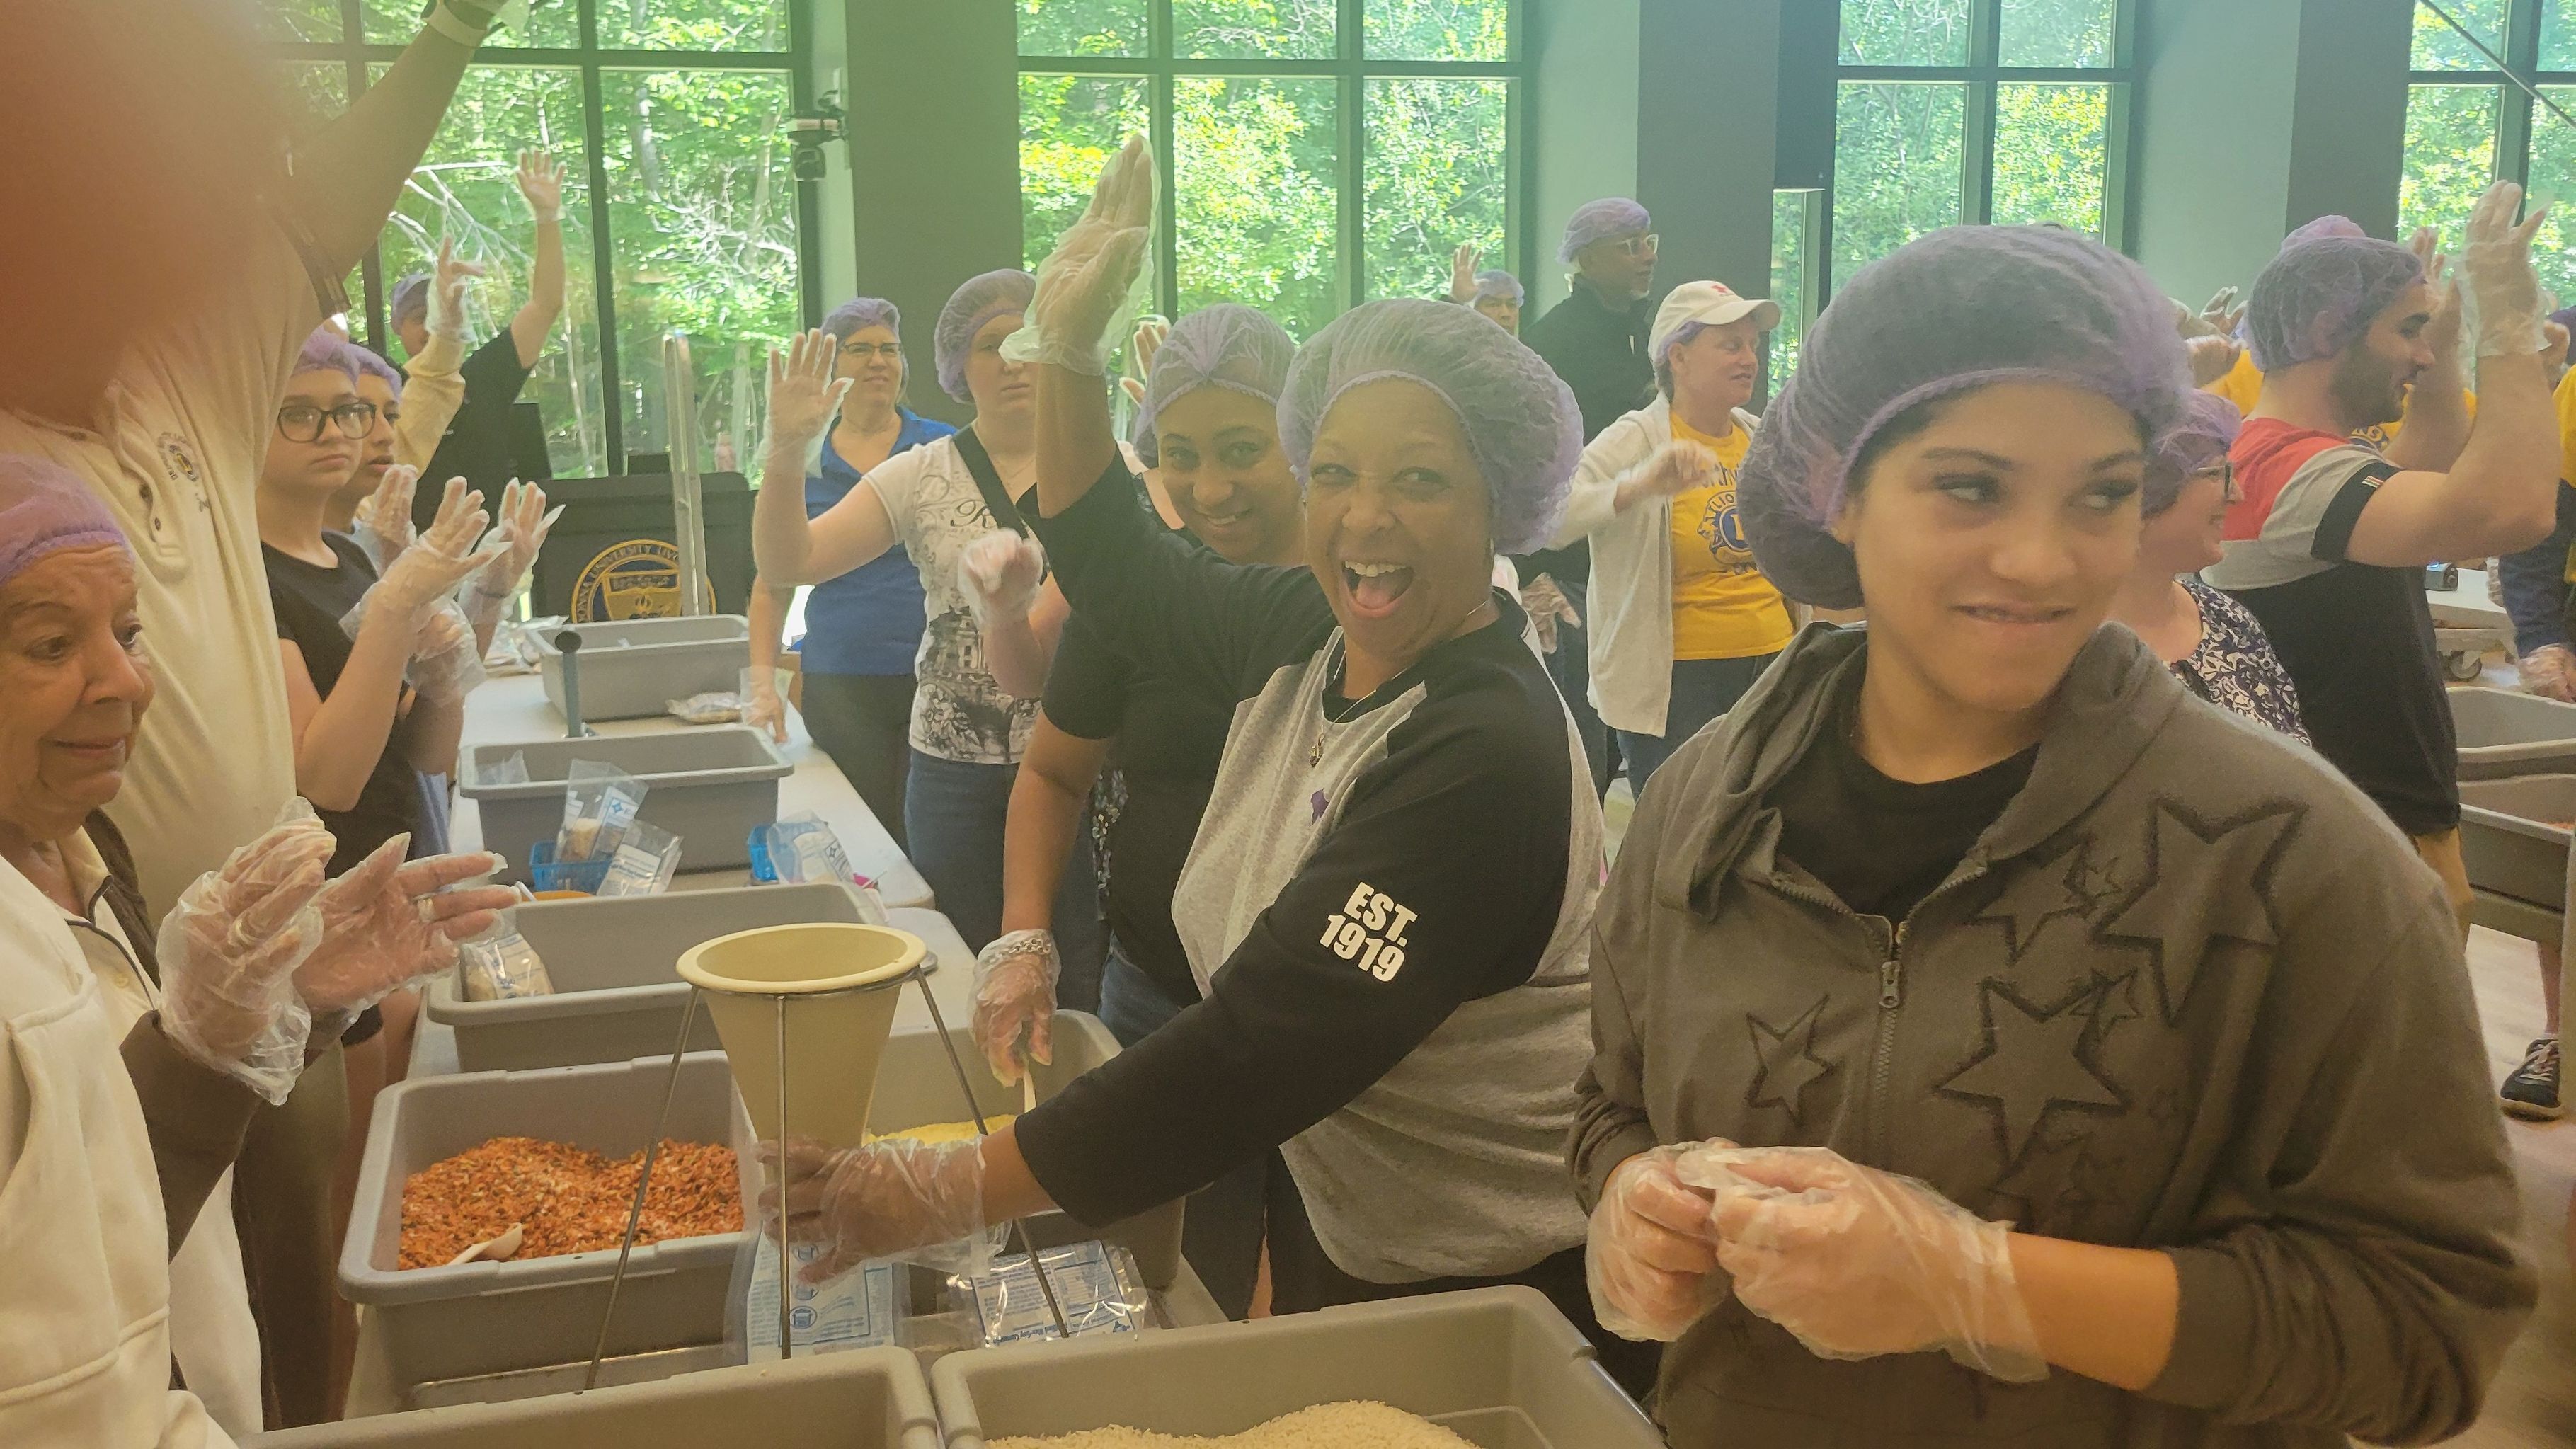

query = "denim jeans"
903;749;1104;1012
1617;652;1780;797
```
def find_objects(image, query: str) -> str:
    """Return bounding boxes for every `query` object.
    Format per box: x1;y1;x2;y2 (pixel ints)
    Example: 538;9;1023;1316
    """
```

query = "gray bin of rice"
337;1053;752;1408
2453;687;2576;781
2459;774;2576;908
930;1285;1661;1448
871;1016;1184;1291
423;883;878;1072
534;614;752;723
243;1348;939;1448
459;726;789;883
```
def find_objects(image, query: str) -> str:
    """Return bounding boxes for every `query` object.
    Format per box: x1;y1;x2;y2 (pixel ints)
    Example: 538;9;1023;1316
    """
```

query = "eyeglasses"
1613;234;1659;259
275;401;378;445
839;342;903;361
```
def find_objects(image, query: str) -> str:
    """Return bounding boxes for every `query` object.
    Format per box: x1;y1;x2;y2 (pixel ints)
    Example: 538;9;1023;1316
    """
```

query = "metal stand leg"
912;972;1072;1339
584;987;702;1392
775;994;794;1361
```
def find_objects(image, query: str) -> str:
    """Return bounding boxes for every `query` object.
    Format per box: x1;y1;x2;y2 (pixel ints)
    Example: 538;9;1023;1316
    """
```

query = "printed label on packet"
745;1238;899;1359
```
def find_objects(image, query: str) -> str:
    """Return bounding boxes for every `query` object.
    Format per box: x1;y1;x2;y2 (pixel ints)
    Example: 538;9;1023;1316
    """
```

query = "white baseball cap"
1650;281;1784;365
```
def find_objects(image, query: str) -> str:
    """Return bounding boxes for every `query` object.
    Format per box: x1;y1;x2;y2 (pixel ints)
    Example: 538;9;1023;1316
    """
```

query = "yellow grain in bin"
675;922;925;1149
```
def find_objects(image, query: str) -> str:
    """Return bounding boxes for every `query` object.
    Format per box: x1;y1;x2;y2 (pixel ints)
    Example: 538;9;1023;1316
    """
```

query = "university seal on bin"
571;537;718;622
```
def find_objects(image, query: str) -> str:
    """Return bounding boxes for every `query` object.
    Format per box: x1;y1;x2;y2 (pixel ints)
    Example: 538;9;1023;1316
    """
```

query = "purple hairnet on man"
1559;198;1651;266
1737;225;2192;609
2243;231;2425;373
1278;298;1582;556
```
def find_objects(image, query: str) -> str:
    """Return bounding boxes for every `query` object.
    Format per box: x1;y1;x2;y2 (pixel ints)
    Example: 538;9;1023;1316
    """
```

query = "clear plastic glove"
958;529;1046;634
1448;243;1482;303
516;147;566;224
376;480;502;627
744;674;789;743
760;1135;985;1283
295;838;514;1016
409;602;485;702
971;928;1061;1084
462;481;561;639
1588;1144;1731;1342
765;328;852;454
1009;133;1155;375
1520;573;1581;655
2460;181;2552;357
1118;315;1172;411
154;811;338;1103
351;465;421;573
2524;643;2576;702
427;236;486;344
2184;333;2243;388
1688;1145;2047;1382
2197;285;2243;340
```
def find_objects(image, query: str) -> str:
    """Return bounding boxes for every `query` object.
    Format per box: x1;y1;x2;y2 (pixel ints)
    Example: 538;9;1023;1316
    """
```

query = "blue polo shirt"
795;408;955;676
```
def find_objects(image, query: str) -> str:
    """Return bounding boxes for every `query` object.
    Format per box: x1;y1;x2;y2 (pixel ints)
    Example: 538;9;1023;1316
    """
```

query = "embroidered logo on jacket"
1321;882;1414;981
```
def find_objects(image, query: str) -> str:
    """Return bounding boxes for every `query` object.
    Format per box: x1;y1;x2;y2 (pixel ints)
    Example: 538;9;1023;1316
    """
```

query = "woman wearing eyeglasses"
744;297;955;849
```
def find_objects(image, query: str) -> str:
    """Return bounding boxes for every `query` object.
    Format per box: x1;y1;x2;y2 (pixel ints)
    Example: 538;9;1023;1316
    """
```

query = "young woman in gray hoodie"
1572;224;2535;1446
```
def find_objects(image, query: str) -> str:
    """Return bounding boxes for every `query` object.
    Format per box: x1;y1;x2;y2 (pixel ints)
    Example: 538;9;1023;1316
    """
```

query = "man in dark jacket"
1519;197;1660;797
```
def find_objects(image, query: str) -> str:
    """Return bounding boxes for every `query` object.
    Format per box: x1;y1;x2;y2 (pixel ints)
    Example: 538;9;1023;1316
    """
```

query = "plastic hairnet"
389;272;430;327
936;270;1036;403
347;343;402;399
1132;304;1296;469
2244;235;2423;372
293;327;360;386
2284;214;2367;248
0;454;128;592
823;296;902;344
2144;390;2240;517
1278;297;1581;556
1559;198;1651;266
1739;225;2192;609
1472;270;1525;307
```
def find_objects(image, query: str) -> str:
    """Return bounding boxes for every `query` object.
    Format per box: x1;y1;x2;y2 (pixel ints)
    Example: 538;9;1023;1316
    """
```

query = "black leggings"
798;671;917;852
1263;1164;1662;1407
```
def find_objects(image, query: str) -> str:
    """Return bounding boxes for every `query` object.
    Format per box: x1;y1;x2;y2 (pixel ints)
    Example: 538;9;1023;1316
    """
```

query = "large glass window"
2404;1;2576;307
1019;0;1524;337
265;0;811;476
1824;0;2134;299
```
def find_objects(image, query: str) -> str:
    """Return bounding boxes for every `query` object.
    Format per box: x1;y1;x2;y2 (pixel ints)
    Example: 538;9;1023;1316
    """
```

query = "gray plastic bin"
2453;687;2576;780
2459;775;2576;908
246;1348;938;1448
424;883;876;1072
871;1016;1184;1292
338;1053;752;1404
460;726;789;882
932;1285;1658;1448
535;614;752;723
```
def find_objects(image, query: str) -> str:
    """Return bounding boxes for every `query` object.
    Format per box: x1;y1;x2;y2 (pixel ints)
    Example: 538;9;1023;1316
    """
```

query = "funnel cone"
675;922;925;1148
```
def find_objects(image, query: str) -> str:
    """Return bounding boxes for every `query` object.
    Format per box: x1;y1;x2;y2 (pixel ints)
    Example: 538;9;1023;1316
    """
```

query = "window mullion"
1963;0;1999;225
1340;0;1366;309
1152;0;1179;321
577;0;624;473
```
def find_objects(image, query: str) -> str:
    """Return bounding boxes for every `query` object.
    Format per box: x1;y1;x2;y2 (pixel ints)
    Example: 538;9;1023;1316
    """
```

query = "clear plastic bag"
595;820;683;896
757;812;856;888
954;1240;1150;1346
457;921;554;1000
559;760;647;863
667;690;744;726
484;752;532;786
728;1233;904;1363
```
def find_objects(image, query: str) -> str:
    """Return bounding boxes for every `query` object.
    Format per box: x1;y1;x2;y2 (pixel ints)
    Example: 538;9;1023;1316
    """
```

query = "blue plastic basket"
525;840;612;895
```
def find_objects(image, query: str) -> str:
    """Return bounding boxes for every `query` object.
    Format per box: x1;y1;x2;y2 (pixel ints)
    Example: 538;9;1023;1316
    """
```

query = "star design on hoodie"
1746;996;1836;1125
1965;834;2124;963
2095;798;2301;1025
1937;979;2126;1164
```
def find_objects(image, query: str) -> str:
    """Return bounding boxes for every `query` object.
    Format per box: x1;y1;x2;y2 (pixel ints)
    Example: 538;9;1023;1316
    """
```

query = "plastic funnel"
675;922;925;1149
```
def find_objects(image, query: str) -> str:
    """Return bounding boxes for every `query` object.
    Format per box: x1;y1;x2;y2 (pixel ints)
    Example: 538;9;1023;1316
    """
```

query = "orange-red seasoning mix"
398;1135;743;1270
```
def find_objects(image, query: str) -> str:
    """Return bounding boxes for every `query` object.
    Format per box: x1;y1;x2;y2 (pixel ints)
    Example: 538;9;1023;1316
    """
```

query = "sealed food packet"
757;812;857;887
958;1241;1150;1346
595;821;683;897
667;690;745;726
559;760;647;862
458;922;554;1001
733;1236;903;1362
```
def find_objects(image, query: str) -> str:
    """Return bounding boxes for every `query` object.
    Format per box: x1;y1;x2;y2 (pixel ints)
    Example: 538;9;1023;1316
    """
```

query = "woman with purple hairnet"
741;296;956;849
2104;391;2306;741
760;137;1656;1396
749;270;1103;996
1573;224;2531;1444
0;456;513;1445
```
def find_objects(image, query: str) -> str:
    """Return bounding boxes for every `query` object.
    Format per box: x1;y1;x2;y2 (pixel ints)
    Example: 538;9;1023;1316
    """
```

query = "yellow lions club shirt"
1666;416;1792;661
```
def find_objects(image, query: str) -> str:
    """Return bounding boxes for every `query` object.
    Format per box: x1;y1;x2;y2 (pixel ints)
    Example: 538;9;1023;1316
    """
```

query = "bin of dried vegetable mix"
399;1136;743;1269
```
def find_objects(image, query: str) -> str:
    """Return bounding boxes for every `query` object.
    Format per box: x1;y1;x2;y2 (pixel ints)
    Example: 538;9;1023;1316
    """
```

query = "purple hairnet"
1472;270;1525;307
2244;235;2424;372
2144;390;2240;517
2284;214;2367;247
347;343;403;399
1133;304;1295;469
935;270;1035;403
0;454;128;592
1558;198;1651;266
1278;298;1581;556
292;327;360;385
389;272;430;328
823;296;902;344
1739;225;2191;609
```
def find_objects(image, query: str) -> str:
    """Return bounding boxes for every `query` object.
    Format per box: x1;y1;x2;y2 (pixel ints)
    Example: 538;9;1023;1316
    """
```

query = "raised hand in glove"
766;328;852;453
958;529;1046;633
428;235;486;344
2460;180;2553;357
1588;1144;1731;1342
1449;243;1482;303
1520;573;1581;655
2184;333;2243;388
154;810;338;1102
294;839;514;1015
1119;316;1173;411
1015;133;1155;374
971;929;1061;1084
516;148;566;224
2197;285;2243;340
760;1135;985;1283
376;480;502;626
352;465;421;571
1689;1145;2047;1382
2524;642;2576;702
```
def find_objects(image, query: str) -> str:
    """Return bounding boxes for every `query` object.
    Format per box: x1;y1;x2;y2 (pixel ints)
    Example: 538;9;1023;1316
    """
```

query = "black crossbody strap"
951;426;1031;537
